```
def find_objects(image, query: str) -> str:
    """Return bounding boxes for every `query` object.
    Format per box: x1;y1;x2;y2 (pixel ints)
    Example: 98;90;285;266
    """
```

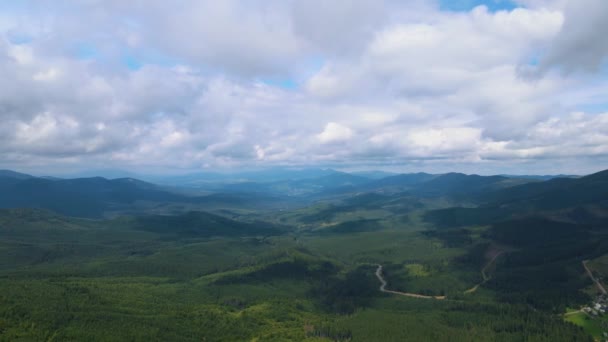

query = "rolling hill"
425;169;608;227
0;173;195;217
485;169;608;210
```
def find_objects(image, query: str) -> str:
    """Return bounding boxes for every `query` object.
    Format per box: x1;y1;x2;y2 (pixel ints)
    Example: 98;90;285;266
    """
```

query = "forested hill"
484;168;608;210
424;168;608;227
421;168;608;320
0;168;599;221
0;169;540;218
0;173;190;218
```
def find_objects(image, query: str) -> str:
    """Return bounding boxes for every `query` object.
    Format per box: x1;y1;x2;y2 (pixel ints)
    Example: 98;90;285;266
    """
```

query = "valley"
3;1;607;340
1;168;607;341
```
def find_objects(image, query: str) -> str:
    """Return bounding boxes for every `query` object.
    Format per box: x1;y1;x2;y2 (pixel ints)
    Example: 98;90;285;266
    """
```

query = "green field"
564;312;605;340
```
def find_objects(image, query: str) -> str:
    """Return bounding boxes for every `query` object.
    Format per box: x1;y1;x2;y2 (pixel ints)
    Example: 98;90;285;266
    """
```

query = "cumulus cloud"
317;122;354;144
537;0;608;73
0;0;606;175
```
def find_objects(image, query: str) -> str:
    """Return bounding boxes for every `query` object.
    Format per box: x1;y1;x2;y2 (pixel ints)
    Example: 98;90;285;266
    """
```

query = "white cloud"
317;122;354;144
408;127;482;153
33;67;60;81
0;1;606;175
537;0;608;73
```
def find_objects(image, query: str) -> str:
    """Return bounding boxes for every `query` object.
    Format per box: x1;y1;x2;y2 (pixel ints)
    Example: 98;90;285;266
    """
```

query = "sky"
0;0;607;176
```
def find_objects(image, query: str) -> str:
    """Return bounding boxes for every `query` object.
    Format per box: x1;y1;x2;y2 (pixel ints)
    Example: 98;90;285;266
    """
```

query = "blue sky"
0;0;608;175
439;0;517;12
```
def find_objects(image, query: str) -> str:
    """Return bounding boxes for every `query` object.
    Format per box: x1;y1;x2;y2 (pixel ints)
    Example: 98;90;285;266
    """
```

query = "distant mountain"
63;169;143;179
0;169;35;180
220;171;371;196
237;168;341;182
147;171;237;188
350;170;398;179
500;174;579;181
0;170;37;193
0;176;190;218
3;167;601;220
355;172;532;200
153;168;341;187
39;176;64;181
0;170;308;217
310;172;540;201
410;173;515;198
364;172;436;191
298;172;370;188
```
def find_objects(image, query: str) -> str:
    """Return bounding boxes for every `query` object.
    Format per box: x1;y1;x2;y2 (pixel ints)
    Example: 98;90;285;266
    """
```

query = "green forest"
0;207;599;341
2;169;608;341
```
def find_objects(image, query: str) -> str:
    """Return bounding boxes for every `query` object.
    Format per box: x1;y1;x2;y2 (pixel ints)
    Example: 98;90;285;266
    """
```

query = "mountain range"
0;168;600;220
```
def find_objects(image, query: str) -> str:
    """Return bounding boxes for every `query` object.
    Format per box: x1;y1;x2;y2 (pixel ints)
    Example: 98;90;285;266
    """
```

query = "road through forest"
374;249;505;299
464;250;505;294
582;260;607;295
374;265;446;300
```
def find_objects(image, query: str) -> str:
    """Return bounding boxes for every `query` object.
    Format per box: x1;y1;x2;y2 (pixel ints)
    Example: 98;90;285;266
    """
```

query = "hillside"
485;169;608;210
0;169;35;180
425;169;608;227
0;175;192;217
409;173;536;199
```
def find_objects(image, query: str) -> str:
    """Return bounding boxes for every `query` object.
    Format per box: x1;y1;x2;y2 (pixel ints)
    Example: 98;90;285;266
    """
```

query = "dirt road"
582;260;607;295
481;250;504;281
374;265;446;300
464;250;504;294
